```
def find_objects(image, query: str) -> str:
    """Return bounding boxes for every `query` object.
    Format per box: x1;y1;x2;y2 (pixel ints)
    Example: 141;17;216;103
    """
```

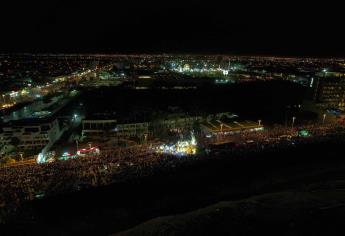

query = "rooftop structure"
201;120;263;136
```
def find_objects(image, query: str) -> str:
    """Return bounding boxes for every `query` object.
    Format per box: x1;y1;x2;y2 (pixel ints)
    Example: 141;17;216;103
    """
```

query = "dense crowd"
0;122;345;220
205;123;345;159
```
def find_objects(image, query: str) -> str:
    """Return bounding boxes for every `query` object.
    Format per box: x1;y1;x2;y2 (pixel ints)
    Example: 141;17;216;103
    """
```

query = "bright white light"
309;77;314;88
37;153;45;164
155;132;197;156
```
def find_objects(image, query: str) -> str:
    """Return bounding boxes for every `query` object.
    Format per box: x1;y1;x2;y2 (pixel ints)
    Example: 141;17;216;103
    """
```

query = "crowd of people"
0;122;345;221
205;123;345;159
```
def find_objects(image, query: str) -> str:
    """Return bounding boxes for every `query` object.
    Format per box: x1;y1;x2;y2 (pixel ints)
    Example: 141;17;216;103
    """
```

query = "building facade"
313;77;345;110
0;118;61;150
82;119;149;138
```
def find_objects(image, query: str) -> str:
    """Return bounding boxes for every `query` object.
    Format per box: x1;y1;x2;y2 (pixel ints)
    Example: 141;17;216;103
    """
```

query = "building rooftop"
201;120;261;133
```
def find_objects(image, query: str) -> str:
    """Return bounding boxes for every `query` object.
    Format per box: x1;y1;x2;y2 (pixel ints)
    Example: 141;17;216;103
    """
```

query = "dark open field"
79;80;307;123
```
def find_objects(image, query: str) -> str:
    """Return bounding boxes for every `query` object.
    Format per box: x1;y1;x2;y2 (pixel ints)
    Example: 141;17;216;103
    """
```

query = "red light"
77;147;97;153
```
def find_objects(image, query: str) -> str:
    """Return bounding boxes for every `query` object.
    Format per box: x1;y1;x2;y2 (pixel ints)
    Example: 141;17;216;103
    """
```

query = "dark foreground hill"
114;189;345;236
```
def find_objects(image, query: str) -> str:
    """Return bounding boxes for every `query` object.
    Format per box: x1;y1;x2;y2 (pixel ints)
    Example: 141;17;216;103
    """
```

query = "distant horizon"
0;52;344;59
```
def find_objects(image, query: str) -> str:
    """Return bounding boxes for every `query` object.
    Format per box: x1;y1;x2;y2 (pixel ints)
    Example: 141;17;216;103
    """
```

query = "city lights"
59;152;77;161
155;133;197;156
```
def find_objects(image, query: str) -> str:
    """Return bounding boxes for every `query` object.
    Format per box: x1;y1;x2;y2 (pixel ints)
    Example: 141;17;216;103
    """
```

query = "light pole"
292;117;296;129
322;113;326;124
76;139;79;151
2;94;7;105
144;133;148;144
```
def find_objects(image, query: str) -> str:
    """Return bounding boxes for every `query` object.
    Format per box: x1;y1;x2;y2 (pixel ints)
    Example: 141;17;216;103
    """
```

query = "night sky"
0;0;344;56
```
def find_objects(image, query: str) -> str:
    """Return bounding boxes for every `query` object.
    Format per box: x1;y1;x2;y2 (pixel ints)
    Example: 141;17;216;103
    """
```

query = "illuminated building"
0;117;62;150
312;77;345;109
0;93;71;151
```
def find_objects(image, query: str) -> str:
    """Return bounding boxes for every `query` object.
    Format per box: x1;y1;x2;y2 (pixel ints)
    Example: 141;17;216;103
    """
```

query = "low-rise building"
0;118;62;150
116;122;149;137
82;119;117;137
82;119;148;138
82;112;242;139
312;77;345;110
161;116;202;131
201;120;263;136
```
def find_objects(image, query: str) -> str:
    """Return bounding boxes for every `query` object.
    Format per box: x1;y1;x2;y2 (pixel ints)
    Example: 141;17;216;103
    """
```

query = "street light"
292;116;296;129
322;114;326;124
144;133;148;144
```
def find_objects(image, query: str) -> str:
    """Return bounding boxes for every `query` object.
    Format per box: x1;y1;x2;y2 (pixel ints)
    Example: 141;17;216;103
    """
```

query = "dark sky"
0;0;344;56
